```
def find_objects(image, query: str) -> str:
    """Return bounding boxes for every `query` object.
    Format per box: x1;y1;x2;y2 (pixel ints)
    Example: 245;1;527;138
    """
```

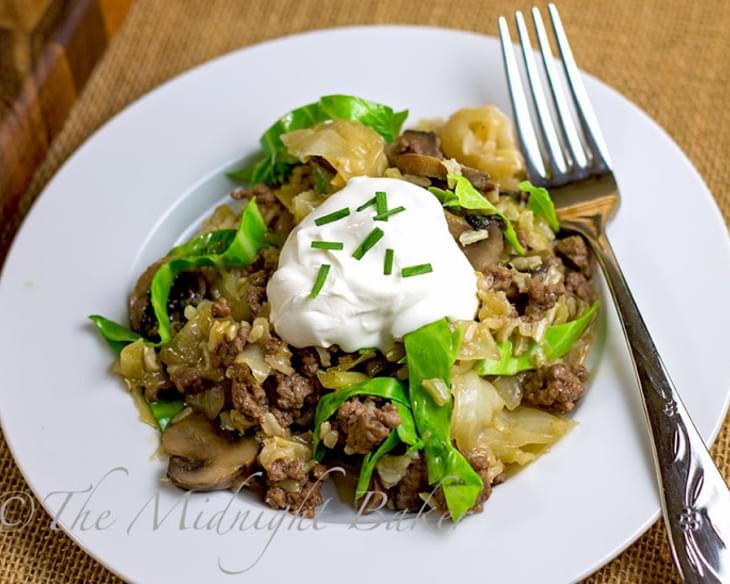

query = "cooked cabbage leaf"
404;318;484;521
311;377;420;500
229;95;408;186
89;200;266;350
311;377;417;461
167;229;237;258
429;174;526;255
148;400;185;432
151;199;266;344
88;315;143;353
519;180;559;232
474;300;599;375
451;371;574;479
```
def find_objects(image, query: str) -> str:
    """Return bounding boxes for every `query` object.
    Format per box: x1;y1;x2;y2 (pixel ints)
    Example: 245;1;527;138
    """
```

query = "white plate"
1;26;729;584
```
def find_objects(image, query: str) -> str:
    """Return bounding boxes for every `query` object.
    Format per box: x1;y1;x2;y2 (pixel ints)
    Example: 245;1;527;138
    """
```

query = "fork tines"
499;3;612;186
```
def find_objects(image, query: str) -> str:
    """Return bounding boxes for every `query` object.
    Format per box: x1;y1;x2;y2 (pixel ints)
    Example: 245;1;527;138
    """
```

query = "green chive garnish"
375;191;388;216
401;263;433;278
374;206;406;221
311;241;344;250
315;207;350;226
352;228;385;260
356;197;376;212
384;249;394;275
310;264;331;298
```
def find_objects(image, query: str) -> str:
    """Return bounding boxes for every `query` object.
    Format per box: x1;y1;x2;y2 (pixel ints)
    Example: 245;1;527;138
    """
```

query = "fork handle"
581;228;730;583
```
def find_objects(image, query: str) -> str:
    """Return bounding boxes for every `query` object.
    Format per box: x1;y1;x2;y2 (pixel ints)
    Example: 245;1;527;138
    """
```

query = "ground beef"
292;347;321;378
230;363;268;422
214;322;251;368
389;453;429;511
266;459;308;483
555;235;592;277
482;264;518;297
270;408;294;430
527;257;566;310
522;363;586;413
264;464;327;518
268;371;315;413
168;365;208;394
464;450;493;511
336;399;401;455
566;271;595;302
263;335;287;357
246;269;268;318
211;297;231;318
391;130;444;158
230;183;278;205
528;275;564;310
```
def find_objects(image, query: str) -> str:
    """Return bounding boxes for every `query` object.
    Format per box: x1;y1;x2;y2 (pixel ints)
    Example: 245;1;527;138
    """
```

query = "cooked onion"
234;344;271;383
376;451;419;488
457;321;501;361
317;369;368;390
438;106;525;190
258;435;314;474
283;119;388;187
186;387;225;420
493;375;523;410
451;371;574;480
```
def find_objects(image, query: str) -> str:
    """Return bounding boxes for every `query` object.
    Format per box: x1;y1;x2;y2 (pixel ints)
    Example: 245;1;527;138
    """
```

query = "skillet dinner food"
91;95;599;521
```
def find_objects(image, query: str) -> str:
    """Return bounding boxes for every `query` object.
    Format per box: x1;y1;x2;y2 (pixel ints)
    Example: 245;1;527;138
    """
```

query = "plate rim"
0;23;728;584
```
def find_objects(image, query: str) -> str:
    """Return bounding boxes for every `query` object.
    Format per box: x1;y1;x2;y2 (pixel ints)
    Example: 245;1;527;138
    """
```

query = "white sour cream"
267;177;478;352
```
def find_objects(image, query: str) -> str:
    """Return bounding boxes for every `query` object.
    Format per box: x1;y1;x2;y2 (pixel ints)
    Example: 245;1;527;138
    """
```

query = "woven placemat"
1;0;728;582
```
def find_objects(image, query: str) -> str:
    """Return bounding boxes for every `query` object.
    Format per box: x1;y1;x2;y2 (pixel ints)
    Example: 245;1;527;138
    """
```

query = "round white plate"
1;26;729;584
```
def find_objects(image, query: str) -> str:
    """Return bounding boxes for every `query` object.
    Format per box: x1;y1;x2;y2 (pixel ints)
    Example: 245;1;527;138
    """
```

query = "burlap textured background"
0;0;728;582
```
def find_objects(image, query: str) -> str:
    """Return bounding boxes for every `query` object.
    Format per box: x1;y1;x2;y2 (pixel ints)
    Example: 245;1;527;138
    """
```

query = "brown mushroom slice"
129;259;166;335
461;166;496;194
392;153;447;180
462;221;504;271
444;211;505;272
393;153;497;195
392;130;444;158
162;413;258;490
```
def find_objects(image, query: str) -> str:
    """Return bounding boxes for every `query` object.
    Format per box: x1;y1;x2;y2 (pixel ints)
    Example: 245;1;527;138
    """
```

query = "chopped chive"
356;197;376;212
374;206;406;221
384;248;394;275
311;241;344;250
375;191;388;216
352;228;385;260
401;263;433;278
315;207;350;226
310;264;331;298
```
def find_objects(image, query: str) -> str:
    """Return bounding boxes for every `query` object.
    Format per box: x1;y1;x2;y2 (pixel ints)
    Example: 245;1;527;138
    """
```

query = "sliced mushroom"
391;151;496;198
393;153;447;180
445;211;505;272
461;166;496;194
391;130;444;158
162;413;258;490
129;259;166;336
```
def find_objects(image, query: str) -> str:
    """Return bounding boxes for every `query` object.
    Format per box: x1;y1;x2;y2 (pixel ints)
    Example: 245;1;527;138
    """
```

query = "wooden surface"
0;0;132;261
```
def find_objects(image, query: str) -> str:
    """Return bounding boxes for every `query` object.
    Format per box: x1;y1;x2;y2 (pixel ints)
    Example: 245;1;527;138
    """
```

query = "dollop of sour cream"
267;177;478;352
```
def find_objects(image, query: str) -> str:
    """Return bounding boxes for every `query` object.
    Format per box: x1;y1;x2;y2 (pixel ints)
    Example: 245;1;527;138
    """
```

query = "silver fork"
499;5;730;582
